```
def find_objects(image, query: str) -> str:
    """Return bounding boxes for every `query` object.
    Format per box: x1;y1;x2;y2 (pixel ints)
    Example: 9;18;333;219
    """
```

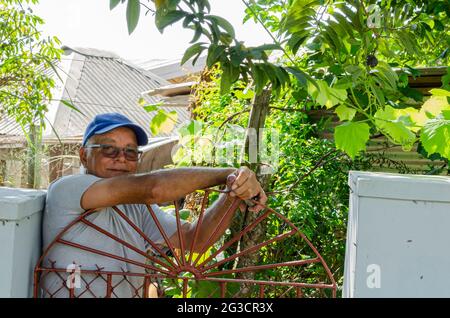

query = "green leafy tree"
246;0;450;158
114;0;449;159
112;0;449;296
1;0;62;187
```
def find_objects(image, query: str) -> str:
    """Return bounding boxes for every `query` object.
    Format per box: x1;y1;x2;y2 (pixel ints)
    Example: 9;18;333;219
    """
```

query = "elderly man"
41;112;266;298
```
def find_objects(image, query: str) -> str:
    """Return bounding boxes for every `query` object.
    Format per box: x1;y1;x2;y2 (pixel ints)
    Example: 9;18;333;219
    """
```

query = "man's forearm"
170;193;241;253
142;167;237;204
190;193;239;252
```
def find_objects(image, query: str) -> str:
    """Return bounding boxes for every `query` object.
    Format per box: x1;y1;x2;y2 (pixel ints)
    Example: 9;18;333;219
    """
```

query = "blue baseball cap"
82;113;148;146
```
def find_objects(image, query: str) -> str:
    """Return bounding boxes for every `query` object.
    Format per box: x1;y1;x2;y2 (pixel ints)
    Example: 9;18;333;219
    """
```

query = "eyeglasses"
84;144;143;161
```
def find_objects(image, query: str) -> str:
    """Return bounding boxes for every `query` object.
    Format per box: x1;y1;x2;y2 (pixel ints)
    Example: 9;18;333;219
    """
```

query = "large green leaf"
282;0;320;34
150;110;178;136
220;60;240;95
345;65;364;81
230;47;246;67
178;120;203;138
205;15;235;38
369;81;385;106
420;115;450;160
373;61;399;90
334;121;370;158
126;0;140;35
190;24;203;43
335;105;356;121
332;11;355;38
308;80;347;109
285;66;315;88
255;43;282;51
181;42;206;66
273;65;291;88
110;0;121;10
155;10;186;33
413;95;450;126
374;106;416;149
206;44;226;68
430;89;450;97
396;30;420;56
286;33;308;54
252;64;269;95
143;104;160;113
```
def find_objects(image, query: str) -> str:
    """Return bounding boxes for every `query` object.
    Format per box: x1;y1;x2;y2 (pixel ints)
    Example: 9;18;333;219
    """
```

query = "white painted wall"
343;171;450;297
0;187;46;298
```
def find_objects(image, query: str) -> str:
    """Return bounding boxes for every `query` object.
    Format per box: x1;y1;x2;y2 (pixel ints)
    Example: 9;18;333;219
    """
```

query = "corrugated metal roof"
132;55;207;81
0;47;191;143
0;115;23;136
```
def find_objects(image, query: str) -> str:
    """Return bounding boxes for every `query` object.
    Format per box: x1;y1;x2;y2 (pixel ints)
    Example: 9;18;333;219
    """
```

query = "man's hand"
227;167;267;212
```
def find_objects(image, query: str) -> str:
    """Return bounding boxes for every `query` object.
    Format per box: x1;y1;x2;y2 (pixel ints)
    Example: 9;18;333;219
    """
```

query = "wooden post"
25;122;43;188
0;159;6;186
233;90;273;296
49;144;64;183
25;124;36;188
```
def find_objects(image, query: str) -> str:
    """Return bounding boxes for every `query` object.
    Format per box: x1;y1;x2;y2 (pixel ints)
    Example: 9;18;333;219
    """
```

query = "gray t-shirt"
41;174;182;298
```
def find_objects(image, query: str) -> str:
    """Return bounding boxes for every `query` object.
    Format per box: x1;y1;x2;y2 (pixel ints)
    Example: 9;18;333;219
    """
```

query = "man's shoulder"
46;174;103;211
48;174;100;192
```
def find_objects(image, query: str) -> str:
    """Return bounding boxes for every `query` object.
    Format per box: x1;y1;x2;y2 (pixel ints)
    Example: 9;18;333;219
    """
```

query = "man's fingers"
231;168;251;190
231;185;257;199
226;174;236;188
228;167;265;207
230;170;257;196
259;190;268;205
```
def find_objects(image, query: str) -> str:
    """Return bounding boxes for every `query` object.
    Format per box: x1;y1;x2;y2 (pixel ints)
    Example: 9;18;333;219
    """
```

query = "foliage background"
135;0;449;296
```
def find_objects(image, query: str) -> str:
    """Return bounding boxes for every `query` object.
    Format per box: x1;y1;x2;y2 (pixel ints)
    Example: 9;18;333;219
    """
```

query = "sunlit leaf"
234;89;255;100
429;89;450;97
335;105;356;121
413;96;450;126
334;121;370;158
374;106;416;149
308;80;347;109
150;110;178;135
420;116;450;160
178;120;203;137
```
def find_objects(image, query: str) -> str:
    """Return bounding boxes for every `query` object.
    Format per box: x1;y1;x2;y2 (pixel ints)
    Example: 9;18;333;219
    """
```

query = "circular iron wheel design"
34;190;337;298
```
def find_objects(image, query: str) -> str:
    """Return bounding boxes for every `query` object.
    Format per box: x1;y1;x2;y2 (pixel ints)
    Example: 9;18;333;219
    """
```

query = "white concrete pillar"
0;187;46;298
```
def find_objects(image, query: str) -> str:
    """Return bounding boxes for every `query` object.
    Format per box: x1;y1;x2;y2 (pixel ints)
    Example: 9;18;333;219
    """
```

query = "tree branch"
267;149;345;195
269;106;307;112
217;108;250;131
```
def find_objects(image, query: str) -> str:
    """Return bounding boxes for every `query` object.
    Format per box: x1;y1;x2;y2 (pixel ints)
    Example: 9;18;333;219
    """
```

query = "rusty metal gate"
34;189;336;298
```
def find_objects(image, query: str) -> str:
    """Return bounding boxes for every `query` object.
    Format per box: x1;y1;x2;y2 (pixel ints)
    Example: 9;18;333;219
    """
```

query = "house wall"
0;138;179;189
0;148;26;188
0;143;81;189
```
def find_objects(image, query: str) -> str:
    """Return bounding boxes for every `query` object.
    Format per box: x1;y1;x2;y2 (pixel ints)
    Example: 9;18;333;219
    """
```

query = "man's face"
80;127;139;178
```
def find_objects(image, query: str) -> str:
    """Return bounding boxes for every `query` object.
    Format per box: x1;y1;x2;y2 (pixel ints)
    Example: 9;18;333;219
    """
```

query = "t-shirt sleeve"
43;174;103;249
141;204;188;249
47;174;101;214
